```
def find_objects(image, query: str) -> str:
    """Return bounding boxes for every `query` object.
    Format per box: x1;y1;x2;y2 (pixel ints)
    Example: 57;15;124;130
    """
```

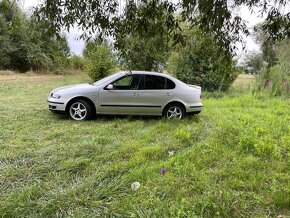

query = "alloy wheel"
69;102;87;120
166;106;183;119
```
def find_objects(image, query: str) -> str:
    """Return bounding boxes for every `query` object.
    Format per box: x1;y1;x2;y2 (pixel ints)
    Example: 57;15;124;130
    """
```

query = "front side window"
112;75;140;90
143;75;166;90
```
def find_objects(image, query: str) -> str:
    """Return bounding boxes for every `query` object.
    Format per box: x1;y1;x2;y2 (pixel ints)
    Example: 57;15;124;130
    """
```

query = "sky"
21;0;85;55
21;0;265;61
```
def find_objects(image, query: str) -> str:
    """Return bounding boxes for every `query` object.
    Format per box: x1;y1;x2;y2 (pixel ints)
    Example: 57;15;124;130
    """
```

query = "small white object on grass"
131;182;140;191
168;150;174;156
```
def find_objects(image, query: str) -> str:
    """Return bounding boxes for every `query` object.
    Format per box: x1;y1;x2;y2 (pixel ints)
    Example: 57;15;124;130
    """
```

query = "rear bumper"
186;104;203;113
187;110;202;115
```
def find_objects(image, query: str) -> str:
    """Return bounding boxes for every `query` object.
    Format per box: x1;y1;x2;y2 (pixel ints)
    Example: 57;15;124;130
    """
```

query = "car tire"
68;99;93;121
163;103;185;120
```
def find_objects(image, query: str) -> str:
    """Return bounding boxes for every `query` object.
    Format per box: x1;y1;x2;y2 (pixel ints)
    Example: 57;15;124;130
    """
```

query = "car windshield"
93;72;123;86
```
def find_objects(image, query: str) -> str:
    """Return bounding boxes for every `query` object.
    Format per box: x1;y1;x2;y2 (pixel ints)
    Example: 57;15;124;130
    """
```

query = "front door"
98;74;141;115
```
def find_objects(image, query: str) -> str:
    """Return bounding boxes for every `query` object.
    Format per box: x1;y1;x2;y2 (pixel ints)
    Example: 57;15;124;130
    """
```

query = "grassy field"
0;73;289;217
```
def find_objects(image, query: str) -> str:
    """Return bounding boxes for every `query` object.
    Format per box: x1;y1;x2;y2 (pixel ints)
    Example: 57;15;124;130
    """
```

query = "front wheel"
163;104;185;120
68;100;93;121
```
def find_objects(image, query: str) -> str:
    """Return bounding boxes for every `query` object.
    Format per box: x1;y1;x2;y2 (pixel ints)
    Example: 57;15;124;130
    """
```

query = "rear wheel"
163;104;185;120
68;100;93;121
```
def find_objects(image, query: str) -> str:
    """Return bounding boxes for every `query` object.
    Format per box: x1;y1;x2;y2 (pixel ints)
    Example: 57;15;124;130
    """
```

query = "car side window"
112;75;140;90
143;75;166;90
166;78;176;89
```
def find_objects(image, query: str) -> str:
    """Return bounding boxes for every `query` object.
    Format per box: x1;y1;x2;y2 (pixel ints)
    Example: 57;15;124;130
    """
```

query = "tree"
117;34;169;71
243;52;264;74
254;25;278;68
0;0;27;71
0;0;70;72
168;29;238;91
34;0;290;54
115;2;172;71
0;14;13;69
83;40;116;81
254;39;290;96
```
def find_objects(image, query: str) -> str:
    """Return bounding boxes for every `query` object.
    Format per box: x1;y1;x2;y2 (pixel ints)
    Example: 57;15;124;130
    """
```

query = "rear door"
136;75;176;115
98;74;141;114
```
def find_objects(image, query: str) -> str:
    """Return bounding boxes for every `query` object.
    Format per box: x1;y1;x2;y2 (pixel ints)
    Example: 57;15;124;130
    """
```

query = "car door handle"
166;93;172;96
132;93;139;97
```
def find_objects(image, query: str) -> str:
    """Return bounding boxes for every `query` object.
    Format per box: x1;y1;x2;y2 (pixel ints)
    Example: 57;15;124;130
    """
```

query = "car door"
98;74;141;114
136;75;176;115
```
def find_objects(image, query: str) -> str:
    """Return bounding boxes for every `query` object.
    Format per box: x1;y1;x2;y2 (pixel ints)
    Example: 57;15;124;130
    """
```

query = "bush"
27;48;53;71
168;30;238;92
68;55;84;70
253;39;290;97
84;44;115;81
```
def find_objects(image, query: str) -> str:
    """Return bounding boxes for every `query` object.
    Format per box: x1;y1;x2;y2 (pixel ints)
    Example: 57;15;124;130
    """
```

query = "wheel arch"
65;96;96;114
162;101;186;116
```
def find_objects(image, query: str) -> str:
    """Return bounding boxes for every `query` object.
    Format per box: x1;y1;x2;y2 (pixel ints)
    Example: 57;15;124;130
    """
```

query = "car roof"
119;70;172;78
116;70;188;87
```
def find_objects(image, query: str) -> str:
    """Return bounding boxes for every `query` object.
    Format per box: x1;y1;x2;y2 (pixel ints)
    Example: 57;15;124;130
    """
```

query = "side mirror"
106;84;114;90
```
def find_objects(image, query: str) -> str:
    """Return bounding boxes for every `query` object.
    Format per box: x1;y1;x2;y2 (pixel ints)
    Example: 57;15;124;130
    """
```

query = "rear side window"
166;78;176;89
143;75;166;90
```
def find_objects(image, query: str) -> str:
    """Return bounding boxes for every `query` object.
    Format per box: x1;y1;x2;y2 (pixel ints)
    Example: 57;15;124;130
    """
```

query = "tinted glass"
166;79;176;89
144;75;166;90
113;75;140;90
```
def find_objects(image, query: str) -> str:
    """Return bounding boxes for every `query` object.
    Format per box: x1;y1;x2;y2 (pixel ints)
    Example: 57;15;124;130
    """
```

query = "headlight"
50;93;61;99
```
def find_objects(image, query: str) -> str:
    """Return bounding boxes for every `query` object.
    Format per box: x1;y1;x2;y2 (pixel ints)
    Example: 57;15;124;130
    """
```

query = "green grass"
0;73;289;217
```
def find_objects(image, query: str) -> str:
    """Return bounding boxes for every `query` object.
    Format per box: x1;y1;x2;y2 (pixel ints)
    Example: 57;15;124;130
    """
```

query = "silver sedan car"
47;71;203;120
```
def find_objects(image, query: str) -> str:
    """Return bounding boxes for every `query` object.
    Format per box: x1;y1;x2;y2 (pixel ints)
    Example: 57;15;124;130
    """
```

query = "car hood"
52;83;96;94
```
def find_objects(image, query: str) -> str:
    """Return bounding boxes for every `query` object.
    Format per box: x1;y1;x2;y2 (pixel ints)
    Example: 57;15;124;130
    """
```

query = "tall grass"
0;73;289;217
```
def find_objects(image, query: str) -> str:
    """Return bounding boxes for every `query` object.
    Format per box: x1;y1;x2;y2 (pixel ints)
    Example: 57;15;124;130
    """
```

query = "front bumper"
47;99;66;112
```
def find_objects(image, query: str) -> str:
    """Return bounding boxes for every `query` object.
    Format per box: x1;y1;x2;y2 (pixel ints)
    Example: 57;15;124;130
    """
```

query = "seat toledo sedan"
47;71;203;120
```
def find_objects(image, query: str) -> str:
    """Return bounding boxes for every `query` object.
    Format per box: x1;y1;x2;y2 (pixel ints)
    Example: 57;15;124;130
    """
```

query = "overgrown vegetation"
0;0;69;72
168;30;237;91
168;29;238;91
0;73;289;217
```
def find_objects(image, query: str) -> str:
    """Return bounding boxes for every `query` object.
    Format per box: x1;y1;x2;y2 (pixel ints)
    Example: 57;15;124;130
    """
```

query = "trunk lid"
188;84;201;90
